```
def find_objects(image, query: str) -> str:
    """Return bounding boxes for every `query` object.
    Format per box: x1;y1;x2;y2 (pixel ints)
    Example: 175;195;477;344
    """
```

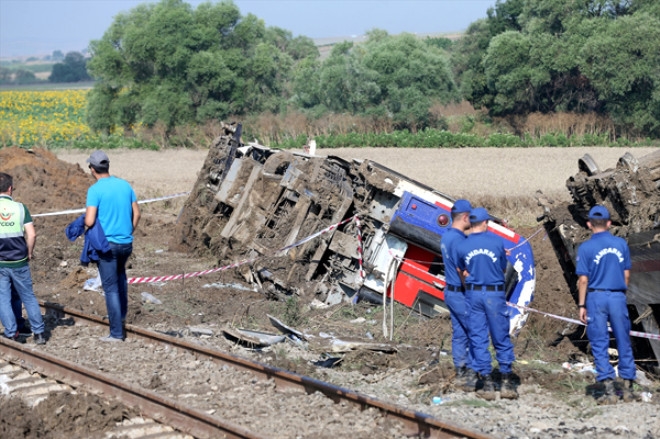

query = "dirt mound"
0;147;91;213
0;147;101;312
0;391;137;439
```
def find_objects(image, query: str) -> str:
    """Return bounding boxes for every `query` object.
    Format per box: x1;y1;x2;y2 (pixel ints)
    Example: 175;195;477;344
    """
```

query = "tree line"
0;50;91;86
84;0;660;139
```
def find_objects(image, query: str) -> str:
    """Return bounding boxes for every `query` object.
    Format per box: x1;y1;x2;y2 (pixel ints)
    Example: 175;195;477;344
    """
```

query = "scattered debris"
188;326;214;337
202;282;255;291
83;275;102;292
322;338;397;354
222;327;286;348
267;314;309;341
311;356;343;368
140;292;162;305
562;361;597;374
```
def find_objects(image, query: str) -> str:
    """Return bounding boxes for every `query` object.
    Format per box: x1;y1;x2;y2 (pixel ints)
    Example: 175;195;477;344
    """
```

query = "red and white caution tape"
508;302;660;341
129;257;257;284
128;215;359;284
33;192;190;218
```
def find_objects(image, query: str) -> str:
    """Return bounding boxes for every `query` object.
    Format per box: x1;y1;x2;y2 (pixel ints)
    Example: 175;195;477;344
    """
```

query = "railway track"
0;301;492;439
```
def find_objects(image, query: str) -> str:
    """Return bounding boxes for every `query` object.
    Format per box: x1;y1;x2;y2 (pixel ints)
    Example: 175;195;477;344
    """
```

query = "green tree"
0;67;11;85
14;69;38;85
49;51;91;83
294;32;458;131
580;13;660;136
86;0;304;134
453;0;660;137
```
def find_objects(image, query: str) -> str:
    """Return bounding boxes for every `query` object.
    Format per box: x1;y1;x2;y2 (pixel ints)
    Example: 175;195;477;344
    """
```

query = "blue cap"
588;205;610;220
451;199;472;214
469;207;490;223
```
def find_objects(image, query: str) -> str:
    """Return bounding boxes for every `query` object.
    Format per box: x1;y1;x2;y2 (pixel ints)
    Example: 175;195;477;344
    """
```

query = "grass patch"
283;296;305;327
451;398;497;408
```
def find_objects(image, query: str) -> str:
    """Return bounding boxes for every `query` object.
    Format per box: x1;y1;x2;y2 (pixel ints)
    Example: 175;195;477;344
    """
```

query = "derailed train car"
174;123;536;334
538;149;660;370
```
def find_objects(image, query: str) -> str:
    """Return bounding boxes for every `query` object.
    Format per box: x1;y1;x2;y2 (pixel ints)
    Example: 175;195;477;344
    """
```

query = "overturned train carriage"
538;149;660;370
175;123;536;335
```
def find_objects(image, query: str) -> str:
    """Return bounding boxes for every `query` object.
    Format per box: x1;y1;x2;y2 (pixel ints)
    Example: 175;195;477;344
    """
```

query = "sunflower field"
0;90;99;147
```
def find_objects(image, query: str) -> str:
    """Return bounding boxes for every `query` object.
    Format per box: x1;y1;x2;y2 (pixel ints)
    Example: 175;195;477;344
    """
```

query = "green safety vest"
0;196;28;265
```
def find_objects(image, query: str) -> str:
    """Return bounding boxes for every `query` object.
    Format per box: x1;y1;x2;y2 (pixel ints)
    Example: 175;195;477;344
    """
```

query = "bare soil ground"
1;145;659;438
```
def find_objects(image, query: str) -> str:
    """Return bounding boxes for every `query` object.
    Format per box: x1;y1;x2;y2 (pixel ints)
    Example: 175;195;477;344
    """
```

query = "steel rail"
40;301;492;439
0;336;265;439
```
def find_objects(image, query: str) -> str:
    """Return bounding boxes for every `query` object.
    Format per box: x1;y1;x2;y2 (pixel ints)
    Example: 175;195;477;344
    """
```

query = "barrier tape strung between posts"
127;215;359;284
506;226;546;252
508;302;660;341
32;192;191;218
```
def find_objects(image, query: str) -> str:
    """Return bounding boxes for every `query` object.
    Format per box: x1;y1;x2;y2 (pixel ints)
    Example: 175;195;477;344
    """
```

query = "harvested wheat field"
0;145;658;439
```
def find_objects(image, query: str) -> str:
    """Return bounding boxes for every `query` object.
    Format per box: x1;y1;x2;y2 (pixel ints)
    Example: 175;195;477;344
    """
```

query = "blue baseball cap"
451;199;472;214
588;205;610;220
469;207;490;223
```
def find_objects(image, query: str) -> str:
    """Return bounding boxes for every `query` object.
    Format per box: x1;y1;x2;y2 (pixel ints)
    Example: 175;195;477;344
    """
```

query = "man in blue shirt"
85;151;141;342
577;205;636;404
441;199;477;391
457;207;517;400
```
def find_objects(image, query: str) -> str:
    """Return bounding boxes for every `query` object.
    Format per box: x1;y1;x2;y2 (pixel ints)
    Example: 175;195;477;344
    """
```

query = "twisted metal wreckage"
538;148;660;371
174;123;537;336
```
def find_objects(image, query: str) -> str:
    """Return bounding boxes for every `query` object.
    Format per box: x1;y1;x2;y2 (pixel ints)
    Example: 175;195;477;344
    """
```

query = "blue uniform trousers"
444;289;473;370
466;289;515;375
585;291;636;382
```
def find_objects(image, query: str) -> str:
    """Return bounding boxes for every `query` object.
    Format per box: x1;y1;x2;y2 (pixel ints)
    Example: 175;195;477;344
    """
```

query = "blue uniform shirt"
457;231;507;286
576;231;631;291
441;227;467;287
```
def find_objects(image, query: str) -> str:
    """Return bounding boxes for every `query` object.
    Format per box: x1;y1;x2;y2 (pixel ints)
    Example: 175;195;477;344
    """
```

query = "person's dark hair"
590;218;608;228
89;163;109;174
0;172;12;193
451;211;467;221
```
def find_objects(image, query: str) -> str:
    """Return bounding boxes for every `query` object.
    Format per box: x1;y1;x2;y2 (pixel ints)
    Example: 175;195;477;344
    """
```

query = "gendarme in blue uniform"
457;210;514;376
441;226;472;371
576;229;635;382
576;231;630;292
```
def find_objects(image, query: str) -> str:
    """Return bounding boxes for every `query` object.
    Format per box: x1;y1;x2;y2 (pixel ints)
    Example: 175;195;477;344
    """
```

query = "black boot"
596;378;618;405
620;379;639;403
462;368;478;392
455;365;468;382
476;373;496;401
500;373;518;400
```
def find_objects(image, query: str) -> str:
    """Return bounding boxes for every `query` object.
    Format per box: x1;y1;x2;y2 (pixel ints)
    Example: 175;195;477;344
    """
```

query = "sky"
0;0;497;58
